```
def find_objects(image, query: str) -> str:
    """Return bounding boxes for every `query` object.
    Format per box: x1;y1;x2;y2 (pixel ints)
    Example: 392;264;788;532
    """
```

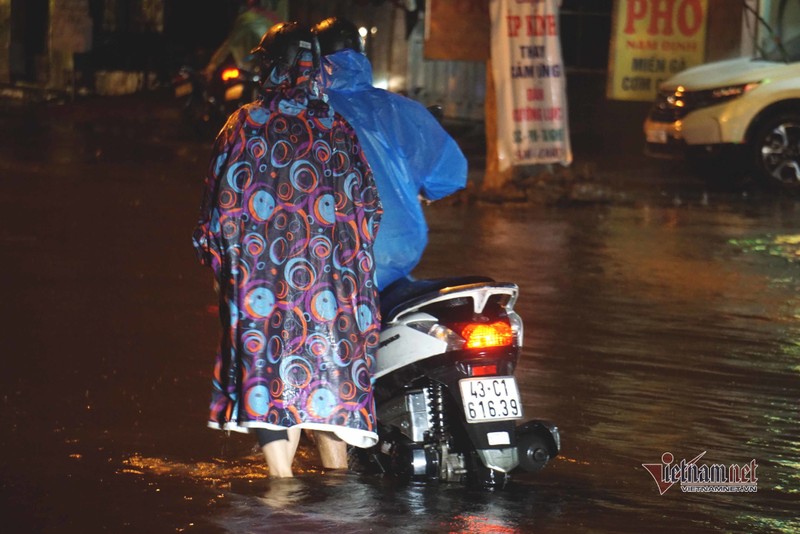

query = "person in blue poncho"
312;17;468;290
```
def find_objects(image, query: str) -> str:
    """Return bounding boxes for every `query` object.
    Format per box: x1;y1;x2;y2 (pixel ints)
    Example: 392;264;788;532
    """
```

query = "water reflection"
214;473;570;533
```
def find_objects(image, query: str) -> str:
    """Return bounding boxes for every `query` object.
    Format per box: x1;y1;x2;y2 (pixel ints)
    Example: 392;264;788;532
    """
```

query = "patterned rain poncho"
193;63;382;448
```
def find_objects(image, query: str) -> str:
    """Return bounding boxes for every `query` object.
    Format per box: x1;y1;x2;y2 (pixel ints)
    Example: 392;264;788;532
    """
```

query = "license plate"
459;377;523;423
646;129;668;144
174;82;192;98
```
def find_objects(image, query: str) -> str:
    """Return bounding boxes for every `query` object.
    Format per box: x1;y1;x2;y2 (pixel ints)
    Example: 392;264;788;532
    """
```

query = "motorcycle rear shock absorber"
428;381;448;441
427;380;468;481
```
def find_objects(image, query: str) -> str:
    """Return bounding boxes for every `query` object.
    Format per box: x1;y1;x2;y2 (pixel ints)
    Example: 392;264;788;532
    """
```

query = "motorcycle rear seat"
379;275;495;323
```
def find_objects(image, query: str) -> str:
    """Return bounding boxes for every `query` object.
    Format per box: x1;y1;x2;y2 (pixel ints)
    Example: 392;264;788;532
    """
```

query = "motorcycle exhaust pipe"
515;420;560;473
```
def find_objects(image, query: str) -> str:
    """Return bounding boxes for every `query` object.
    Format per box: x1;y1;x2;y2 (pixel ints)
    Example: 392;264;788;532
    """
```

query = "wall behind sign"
424;0;490;61
607;0;708;101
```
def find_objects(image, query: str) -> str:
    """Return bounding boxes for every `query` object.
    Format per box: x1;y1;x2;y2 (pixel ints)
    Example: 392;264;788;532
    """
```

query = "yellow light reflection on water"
121;446;321;484
123;454;266;484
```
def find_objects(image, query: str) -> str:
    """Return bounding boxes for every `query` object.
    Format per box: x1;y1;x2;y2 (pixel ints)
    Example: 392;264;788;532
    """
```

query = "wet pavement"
1;91;798;533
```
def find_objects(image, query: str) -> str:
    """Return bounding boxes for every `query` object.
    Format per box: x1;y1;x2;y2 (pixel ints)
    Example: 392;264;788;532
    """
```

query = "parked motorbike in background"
172;57;262;139
350;276;561;489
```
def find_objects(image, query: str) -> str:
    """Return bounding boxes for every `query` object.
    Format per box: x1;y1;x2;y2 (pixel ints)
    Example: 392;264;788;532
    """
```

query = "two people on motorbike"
202;0;281;81
193;17;467;479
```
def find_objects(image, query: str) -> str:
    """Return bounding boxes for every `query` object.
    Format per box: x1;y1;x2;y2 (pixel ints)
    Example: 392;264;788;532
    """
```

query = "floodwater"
1;95;799;532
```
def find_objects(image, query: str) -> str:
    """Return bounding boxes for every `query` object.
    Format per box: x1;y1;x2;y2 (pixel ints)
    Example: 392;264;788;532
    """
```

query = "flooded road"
1;95;798;532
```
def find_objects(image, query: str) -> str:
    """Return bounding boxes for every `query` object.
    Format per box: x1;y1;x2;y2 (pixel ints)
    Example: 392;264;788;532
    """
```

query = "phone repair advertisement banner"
607;0;708;101
489;0;572;171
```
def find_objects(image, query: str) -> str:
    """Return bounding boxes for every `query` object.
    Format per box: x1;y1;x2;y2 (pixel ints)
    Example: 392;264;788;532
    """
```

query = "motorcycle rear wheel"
182;93;223;140
466;452;510;490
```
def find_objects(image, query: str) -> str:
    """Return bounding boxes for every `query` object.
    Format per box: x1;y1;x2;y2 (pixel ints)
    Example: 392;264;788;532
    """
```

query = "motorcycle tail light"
221;67;240;81
461;321;514;349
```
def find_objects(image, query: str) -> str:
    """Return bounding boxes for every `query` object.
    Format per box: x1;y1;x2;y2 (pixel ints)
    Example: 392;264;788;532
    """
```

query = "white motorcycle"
351;276;561;489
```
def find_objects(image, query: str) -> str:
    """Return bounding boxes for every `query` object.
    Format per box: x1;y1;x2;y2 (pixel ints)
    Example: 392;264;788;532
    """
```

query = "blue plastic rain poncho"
319;49;468;289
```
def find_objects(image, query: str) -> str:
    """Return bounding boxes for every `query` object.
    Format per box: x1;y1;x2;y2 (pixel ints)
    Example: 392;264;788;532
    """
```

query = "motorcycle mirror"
427;105;444;124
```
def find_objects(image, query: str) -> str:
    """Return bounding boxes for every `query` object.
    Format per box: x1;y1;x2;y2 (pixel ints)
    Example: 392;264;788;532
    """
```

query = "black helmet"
312;17;364;56
251;21;318;72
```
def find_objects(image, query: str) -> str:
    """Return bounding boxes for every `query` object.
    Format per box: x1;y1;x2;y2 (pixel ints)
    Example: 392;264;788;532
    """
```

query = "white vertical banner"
490;0;572;171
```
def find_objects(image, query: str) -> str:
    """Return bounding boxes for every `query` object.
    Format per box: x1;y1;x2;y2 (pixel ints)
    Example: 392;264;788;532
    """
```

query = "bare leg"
261;439;293;478
313;430;348;469
285;427;301;465
261;427;302;478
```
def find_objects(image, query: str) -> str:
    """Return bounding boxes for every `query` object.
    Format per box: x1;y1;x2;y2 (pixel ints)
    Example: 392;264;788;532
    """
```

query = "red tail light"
470;364;498;377
221;67;240;81
461;321;514;349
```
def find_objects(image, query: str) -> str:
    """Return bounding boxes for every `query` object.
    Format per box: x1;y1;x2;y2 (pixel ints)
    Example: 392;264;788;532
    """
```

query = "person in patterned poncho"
192;22;382;478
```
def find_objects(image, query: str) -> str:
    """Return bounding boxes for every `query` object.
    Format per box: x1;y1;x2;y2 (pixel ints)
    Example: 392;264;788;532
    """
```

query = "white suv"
643;35;800;189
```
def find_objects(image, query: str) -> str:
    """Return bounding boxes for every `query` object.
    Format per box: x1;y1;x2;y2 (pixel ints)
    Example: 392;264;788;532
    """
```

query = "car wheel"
751;113;800;191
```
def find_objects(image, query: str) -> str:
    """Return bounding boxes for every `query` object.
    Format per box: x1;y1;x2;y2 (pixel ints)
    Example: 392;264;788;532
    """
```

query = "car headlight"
650;81;761;122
